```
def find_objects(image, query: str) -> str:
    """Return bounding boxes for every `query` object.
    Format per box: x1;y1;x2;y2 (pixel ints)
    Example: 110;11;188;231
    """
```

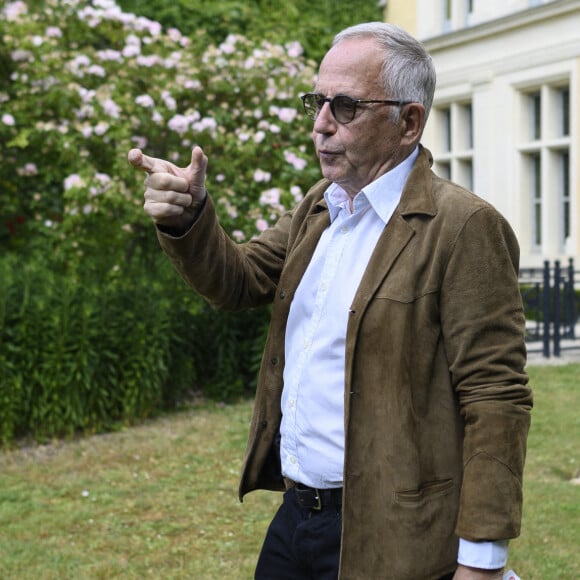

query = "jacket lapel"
350;145;437;313
282;199;330;298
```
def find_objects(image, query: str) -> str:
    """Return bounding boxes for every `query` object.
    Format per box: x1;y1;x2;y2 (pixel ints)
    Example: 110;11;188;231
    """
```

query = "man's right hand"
128;146;208;232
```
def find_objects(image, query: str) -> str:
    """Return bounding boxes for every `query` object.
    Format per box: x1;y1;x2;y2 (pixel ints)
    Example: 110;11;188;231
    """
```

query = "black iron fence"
519;258;579;358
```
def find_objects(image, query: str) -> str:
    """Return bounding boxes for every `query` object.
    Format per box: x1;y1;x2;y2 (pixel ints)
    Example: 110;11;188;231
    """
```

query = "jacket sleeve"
156;194;292;311
439;205;532;541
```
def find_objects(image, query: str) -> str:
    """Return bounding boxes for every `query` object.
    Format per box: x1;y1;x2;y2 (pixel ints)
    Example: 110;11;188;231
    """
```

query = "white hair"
333;22;436;122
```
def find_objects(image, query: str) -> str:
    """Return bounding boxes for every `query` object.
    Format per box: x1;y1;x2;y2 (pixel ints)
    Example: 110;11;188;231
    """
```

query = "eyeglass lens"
303;94;357;124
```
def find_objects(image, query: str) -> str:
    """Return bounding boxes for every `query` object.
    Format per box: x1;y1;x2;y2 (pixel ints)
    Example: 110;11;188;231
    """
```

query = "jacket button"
261;420;268;428
279;290;286;299
270;357;278;365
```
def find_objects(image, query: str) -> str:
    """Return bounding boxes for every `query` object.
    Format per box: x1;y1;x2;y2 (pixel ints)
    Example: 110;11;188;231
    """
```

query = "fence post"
553;260;561;357
542;260;551;358
567;258;576;339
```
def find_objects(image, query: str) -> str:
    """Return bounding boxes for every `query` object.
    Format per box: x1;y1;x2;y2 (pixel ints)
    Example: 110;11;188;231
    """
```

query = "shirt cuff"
458;538;509;569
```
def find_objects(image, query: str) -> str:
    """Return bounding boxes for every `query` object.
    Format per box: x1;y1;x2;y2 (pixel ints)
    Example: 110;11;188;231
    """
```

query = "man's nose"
313;102;336;132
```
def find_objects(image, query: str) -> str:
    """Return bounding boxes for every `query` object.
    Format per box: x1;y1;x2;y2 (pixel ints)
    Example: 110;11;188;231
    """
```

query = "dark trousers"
255;487;457;580
255;487;341;579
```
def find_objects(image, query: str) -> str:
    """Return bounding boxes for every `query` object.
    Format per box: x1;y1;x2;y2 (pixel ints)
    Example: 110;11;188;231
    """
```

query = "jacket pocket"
393;478;454;507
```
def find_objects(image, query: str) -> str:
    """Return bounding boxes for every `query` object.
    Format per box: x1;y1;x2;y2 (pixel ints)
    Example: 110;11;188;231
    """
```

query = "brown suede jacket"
157;146;532;579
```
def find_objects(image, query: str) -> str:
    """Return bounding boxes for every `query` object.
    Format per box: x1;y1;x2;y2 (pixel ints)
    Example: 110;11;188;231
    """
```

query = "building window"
529;153;542;248
443;0;453;31
432;101;474;191
530;91;541;140
560;150;571;246
438;162;451;181
461;102;473;149
445;0;452;18
442;0;476;31
442;107;452;151
519;83;571;254
559;87;570;137
465;0;475;25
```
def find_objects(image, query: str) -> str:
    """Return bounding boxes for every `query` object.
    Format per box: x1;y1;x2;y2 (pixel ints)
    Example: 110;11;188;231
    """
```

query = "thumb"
185;146;208;194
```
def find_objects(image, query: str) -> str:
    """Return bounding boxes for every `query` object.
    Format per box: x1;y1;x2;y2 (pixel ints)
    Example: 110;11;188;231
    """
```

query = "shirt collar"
324;146;419;223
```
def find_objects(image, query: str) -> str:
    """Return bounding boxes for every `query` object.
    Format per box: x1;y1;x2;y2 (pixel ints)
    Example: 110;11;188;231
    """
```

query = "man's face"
311;37;408;197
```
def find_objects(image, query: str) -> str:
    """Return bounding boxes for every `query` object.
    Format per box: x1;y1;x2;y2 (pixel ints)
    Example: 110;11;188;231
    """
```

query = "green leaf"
7;130;30;149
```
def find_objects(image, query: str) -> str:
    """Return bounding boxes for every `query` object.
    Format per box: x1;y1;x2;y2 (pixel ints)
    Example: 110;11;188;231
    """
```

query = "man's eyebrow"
311;92;357;98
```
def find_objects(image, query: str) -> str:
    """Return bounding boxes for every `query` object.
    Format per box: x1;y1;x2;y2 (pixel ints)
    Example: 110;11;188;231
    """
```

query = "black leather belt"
291;482;343;511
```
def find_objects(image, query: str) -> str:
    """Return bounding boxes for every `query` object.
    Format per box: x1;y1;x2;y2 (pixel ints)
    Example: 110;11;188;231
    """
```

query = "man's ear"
399;103;425;146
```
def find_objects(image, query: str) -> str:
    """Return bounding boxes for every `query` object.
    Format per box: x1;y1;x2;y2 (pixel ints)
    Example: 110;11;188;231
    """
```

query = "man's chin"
319;165;342;184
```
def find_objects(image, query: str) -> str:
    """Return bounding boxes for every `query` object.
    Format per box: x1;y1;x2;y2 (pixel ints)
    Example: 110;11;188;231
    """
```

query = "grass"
509;364;580;579
1;364;579;579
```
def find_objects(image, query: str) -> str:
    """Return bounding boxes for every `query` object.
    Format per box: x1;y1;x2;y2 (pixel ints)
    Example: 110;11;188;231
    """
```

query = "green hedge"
0;250;269;445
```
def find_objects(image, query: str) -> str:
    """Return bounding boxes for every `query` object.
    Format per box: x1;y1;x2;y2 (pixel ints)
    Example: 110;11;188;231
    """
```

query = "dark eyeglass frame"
300;92;412;124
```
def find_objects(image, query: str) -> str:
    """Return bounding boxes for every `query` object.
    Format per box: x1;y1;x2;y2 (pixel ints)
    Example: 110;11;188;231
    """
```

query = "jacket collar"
397;145;437;218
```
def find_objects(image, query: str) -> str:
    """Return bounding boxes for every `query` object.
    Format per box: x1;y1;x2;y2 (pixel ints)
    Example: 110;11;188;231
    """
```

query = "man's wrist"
454;564;504;579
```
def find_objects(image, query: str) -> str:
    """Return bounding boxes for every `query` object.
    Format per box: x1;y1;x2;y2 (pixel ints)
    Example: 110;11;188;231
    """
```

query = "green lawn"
1;364;578;579
509;364;579;579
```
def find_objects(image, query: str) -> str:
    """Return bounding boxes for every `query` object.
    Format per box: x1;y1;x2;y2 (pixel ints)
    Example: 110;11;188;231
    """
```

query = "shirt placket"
285;208;354;481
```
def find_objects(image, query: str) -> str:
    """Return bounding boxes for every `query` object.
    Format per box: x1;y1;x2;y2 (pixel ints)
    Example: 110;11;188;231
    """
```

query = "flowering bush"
117;0;384;64
0;0;328;442
1;0;321;268
0;0;329;442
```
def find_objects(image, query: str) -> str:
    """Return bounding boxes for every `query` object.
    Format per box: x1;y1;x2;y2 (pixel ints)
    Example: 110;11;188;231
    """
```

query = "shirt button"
340;226;349;234
290;456;297;464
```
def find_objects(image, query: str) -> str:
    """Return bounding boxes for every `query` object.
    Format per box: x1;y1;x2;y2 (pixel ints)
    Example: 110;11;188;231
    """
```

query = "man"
129;22;532;580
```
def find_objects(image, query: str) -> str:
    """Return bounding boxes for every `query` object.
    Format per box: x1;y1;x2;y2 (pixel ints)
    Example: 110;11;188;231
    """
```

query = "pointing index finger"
128;148;165;174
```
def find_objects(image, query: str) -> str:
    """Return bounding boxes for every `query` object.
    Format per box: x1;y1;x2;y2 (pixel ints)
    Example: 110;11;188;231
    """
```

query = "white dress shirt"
279;146;508;570
280;149;417;489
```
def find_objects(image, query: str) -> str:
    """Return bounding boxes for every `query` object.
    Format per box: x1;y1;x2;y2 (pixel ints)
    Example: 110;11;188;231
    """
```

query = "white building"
386;0;580;268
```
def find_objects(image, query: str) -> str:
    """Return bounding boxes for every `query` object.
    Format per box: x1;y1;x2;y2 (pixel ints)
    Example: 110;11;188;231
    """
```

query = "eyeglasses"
300;92;411;124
